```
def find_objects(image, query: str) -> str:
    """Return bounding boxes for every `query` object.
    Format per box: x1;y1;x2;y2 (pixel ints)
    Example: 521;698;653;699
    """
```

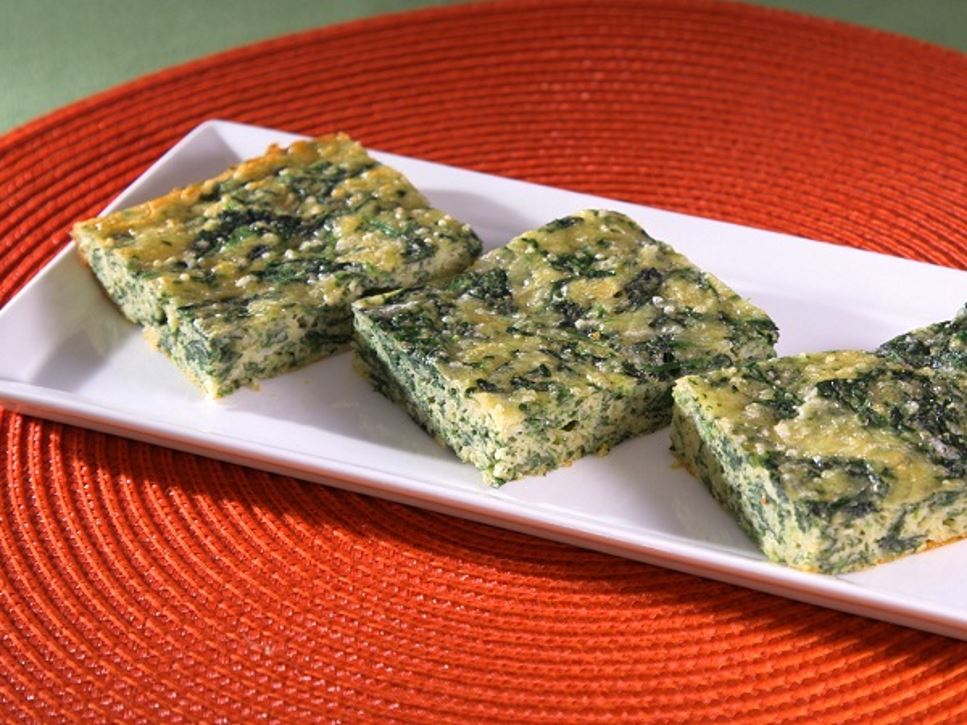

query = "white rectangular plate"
2;120;965;638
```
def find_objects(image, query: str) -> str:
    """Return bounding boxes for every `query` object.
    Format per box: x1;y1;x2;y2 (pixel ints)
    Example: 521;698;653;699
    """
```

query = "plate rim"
1;118;966;640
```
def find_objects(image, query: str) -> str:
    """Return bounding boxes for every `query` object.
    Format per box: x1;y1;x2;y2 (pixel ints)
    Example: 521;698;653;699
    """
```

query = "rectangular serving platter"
1;119;965;638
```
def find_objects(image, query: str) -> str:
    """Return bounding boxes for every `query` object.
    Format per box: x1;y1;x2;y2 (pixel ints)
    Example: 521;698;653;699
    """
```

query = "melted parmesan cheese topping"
73;134;481;324
679;350;964;507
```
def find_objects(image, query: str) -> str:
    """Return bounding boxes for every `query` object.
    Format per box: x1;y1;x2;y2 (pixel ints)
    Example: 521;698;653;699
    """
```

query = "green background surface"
1;0;965;134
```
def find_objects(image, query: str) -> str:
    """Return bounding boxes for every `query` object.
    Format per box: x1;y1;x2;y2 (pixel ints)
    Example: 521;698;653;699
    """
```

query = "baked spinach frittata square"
72;134;482;396
671;305;967;574
353;209;778;485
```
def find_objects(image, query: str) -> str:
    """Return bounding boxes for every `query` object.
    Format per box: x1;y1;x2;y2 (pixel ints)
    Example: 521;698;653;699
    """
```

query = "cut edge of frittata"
353;303;672;484
145;302;353;398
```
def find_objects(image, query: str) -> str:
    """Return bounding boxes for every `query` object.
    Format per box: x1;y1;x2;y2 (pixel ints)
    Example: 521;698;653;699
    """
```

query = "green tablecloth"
1;0;965;134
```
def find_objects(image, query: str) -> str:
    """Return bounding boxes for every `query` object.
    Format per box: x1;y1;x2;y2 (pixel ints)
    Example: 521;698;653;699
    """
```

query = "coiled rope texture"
1;0;965;720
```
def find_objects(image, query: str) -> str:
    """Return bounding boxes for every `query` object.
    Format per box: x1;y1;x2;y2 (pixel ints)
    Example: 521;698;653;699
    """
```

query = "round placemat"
2;0;965;720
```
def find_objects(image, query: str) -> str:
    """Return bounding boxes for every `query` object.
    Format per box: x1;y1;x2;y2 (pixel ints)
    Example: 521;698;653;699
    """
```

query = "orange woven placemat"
2;0;966;720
